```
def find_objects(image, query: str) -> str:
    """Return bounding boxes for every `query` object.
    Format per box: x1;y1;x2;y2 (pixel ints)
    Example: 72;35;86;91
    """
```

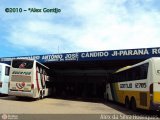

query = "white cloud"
70;0;160;51
4;0;160;54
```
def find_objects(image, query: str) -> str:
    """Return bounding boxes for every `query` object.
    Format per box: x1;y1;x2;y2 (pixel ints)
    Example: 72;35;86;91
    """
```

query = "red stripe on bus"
43;74;45;85
16;83;23;89
36;70;40;92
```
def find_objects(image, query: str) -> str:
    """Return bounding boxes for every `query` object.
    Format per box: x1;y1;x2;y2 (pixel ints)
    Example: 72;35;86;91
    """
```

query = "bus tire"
16;96;23;100
104;94;109;104
130;97;136;111
106;94;109;102
40;90;44;99
125;96;130;109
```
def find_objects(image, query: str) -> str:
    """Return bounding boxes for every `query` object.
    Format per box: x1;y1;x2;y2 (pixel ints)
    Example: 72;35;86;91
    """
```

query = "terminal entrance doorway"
45;59;142;101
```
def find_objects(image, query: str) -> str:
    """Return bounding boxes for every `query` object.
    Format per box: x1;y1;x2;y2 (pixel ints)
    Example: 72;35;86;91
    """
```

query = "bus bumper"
8;90;35;98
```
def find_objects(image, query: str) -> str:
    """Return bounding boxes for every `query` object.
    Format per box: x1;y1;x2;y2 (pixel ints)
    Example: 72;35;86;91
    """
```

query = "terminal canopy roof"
0;47;160;64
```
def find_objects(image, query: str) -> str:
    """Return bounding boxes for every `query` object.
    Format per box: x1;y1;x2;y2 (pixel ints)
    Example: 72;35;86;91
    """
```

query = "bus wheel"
125;97;130;109
106;94;109;102
40;90;44;99
130;97;136;111
104;94;109;104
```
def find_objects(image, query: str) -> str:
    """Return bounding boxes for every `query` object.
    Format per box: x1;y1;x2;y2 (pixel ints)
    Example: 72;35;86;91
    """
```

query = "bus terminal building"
1;47;160;100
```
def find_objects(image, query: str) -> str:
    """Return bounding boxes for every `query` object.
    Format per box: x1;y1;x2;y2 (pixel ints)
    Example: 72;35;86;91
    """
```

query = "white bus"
9;59;53;99
104;57;160;111
0;63;10;95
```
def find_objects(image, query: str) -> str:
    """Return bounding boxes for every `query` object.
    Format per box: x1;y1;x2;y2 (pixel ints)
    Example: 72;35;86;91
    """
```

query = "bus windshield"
12;60;33;69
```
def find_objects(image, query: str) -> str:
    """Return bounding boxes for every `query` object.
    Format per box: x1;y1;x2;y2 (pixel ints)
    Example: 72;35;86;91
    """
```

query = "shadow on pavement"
0;95;37;102
103;101;160;118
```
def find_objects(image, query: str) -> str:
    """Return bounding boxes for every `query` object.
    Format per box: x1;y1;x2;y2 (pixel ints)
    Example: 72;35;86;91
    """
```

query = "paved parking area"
0;96;124;114
0;96;159;120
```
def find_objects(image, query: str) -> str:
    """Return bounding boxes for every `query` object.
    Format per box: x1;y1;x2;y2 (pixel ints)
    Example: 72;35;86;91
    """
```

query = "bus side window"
43;70;47;81
43;70;47;75
5;66;10;76
40;68;43;74
140;63;149;79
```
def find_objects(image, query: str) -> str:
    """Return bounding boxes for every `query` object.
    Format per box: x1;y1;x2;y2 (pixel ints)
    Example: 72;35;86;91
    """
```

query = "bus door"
0;65;3;92
152;61;160;104
3;66;10;94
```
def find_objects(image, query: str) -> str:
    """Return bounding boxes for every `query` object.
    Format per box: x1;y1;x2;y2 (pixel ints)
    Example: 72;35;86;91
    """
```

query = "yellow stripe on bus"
154;92;160;103
113;83;150;110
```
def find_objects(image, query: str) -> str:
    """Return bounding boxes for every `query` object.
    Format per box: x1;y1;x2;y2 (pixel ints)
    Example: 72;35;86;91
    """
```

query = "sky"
0;0;160;57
